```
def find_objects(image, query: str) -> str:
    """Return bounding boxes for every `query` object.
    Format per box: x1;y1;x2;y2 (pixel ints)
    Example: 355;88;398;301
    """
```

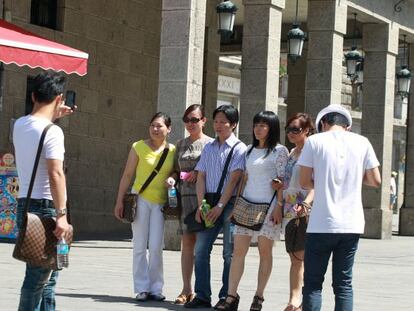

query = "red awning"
0;19;88;76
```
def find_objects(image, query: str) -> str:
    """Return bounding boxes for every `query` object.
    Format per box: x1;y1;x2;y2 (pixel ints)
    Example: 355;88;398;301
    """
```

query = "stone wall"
0;0;162;237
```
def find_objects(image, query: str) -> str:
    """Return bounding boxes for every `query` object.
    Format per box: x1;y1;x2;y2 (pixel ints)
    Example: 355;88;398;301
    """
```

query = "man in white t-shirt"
297;104;381;311
13;71;74;311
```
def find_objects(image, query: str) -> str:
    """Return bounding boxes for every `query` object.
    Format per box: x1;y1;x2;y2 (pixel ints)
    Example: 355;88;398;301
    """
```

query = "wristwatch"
56;208;67;217
217;202;224;209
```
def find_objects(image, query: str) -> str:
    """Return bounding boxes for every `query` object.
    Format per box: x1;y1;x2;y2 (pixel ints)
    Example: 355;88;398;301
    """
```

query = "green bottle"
201;199;214;228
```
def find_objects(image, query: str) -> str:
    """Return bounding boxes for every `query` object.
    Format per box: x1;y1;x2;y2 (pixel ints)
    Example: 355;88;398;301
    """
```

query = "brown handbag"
13;124;73;270
120;146;170;223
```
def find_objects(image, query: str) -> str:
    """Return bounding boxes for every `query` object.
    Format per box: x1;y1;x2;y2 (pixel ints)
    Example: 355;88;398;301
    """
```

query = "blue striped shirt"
195;133;247;193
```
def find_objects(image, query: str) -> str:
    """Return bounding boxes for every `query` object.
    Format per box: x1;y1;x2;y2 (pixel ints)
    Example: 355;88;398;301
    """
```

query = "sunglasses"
286;127;303;134
182;117;201;124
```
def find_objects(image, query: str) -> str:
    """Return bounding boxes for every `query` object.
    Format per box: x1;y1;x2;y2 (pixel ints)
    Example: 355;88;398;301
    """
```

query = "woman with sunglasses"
281;113;315;311
166;104;213;305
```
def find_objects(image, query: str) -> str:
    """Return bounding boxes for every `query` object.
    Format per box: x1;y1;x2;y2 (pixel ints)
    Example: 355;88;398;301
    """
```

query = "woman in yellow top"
114;112;175;302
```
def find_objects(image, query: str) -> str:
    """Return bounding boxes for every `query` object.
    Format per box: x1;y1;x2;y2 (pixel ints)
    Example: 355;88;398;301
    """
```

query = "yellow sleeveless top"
132;140;175;204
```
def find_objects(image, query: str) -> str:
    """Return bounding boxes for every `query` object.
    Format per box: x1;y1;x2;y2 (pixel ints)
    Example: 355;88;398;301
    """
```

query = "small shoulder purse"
120;146;170;223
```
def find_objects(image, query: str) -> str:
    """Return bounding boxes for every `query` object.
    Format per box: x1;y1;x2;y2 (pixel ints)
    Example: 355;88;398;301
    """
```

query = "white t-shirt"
243;144;288;203
13;115;65;200
390;177;397;196
298;130;379;234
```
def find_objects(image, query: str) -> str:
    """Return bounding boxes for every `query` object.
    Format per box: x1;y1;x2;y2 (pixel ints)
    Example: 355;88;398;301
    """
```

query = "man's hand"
206;206;223;223
54;103;76;120
54;216;72;239
114;201;124;221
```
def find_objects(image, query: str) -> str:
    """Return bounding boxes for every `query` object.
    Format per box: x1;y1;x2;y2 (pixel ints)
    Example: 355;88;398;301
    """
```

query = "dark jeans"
302;233;360;311
194;202;234;302
16;199;59;311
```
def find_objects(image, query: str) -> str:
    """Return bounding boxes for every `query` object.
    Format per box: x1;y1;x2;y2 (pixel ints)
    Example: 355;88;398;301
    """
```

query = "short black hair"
248;111;280;158
32;71;66;104
150;111;172;127
213;105;239;125
319;112;349;132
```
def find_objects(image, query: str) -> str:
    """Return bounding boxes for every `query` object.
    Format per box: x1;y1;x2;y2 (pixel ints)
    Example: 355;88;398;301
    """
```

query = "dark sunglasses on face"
286;127;303;134
182;117;201;124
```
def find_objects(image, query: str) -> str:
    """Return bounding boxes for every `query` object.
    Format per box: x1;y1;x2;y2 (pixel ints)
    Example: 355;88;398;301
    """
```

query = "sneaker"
184;296;212;309
135;292;149;301
149;293;166;301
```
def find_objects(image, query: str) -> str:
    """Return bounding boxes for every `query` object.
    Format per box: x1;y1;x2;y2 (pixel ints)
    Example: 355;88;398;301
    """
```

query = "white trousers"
131;196;165;294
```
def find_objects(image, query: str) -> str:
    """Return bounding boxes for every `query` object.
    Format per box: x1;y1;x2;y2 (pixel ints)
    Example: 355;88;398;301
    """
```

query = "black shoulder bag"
184;141;240;232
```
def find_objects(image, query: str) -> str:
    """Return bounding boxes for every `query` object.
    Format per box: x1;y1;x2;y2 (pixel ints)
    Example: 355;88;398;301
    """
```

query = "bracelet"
277;201;283;207
301;201;312;211
56;208;67;217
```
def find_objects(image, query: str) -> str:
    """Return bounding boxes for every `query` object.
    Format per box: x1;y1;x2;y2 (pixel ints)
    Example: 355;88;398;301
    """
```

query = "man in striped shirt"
184;105;247;309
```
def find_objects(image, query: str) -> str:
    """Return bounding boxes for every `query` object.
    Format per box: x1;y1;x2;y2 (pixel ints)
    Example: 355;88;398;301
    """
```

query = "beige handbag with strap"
231;173;277;231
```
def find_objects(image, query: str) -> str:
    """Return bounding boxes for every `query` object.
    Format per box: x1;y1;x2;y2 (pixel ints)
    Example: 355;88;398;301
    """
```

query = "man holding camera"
13;71;74;310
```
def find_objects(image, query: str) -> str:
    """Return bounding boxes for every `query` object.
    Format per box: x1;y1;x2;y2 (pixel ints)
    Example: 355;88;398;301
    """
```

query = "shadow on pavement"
55;293;204;310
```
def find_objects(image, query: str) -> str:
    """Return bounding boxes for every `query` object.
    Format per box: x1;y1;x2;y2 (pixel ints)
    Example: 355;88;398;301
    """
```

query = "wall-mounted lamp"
287;0;306;62
396;34;411;99
217;1;238;35
344;13;363;84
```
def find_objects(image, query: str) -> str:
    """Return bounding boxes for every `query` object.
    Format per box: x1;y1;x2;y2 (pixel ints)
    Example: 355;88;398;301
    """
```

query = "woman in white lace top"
220;111;288;311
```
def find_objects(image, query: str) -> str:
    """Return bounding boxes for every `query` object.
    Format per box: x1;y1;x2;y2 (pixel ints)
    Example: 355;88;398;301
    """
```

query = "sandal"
216;294;240;311
174;293;194;305
250;295;264;311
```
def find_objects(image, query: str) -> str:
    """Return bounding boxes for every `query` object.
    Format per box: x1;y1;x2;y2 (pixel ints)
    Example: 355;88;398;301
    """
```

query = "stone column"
157;0;207;250
400;46;414;236
361;23;399;239
202;0;221;137
304;0;347;119
239;0;285;143
158;0;207;143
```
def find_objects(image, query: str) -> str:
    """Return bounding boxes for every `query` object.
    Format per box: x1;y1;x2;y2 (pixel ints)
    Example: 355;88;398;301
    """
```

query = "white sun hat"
315;104;352;133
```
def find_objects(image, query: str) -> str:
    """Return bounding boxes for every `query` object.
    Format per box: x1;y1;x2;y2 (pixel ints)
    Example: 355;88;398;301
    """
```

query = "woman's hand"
165;177;175;188
271;179;284;191
185;171;198;183
295;202;311;217
114;201;124;221
195;207;202;223
270;205;283;225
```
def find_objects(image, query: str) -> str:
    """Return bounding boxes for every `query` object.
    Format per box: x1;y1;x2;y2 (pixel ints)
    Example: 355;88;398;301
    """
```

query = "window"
30;0;57;30
25;76;35;115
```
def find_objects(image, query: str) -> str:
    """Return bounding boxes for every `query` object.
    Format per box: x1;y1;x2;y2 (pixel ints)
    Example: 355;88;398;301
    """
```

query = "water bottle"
201;199;214;228
57;237;69;270
168;186;178;208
